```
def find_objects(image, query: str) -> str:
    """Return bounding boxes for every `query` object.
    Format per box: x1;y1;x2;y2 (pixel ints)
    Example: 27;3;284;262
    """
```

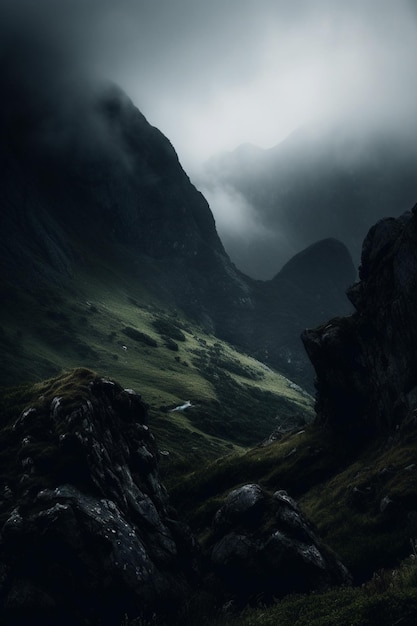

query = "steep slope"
169;202;417;625
245;238;356;385
0;80;354;393
0;82;243;315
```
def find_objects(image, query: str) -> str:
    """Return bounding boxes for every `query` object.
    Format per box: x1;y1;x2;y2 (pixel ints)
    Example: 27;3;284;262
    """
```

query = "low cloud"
199;176;298;279
0;0;137;173
1;0;417;279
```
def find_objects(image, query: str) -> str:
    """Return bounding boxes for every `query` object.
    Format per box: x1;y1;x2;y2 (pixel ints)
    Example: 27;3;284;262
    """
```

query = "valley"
1;70;417;625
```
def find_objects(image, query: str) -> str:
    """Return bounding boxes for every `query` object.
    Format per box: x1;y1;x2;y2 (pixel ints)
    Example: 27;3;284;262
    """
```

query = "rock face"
0;370;198;625
303;206;417;437
209;484;351;603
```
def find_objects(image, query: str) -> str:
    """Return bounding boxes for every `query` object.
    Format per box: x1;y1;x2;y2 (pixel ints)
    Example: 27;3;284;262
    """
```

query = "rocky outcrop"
303;206;417;437
209;484;350;603
0;369;198;625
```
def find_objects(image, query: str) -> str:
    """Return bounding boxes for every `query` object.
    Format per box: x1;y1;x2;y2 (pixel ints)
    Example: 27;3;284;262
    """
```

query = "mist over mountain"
0;34;355;391
3;4;417;624
198;124;417;279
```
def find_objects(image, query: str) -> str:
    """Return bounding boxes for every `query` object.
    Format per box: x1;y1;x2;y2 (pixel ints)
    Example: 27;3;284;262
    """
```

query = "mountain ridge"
0;82;355;391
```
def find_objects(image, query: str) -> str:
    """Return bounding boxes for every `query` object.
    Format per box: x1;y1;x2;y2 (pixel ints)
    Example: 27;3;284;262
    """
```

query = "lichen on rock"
208;483;351;604
0;370;199;625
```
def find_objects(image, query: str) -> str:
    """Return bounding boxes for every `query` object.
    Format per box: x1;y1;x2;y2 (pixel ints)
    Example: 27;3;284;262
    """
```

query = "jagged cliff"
303;205;417;437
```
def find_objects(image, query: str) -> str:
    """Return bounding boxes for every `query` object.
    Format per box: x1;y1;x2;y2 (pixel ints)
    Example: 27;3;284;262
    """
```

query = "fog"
97;0;417;170
2;0;417;277
4;0;415;167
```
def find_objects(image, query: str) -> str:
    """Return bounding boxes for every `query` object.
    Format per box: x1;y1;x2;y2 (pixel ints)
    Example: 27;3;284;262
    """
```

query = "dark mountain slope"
233;238;356;385
0;80;353;390
169;203;417;625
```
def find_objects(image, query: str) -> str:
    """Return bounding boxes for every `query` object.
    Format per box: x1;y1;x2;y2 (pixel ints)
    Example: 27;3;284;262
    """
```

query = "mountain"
199;125;417;279
2;60;417;625
170;205;417;624
236;237;356;385
0;82;355;393
2;207;417;624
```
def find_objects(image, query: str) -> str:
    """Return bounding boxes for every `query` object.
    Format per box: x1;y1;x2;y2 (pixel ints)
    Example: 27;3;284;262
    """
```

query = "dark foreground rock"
0;369;198;625
0;370;355;623
209;483;351;604
303;205;417;438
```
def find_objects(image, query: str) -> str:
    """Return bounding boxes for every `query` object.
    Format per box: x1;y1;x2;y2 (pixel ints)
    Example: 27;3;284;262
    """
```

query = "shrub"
122;327;157;347
152;318;186;342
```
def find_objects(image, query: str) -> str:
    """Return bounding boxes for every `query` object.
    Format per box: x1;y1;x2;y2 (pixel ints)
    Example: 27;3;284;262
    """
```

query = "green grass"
4;273;417;625
122;555;417;625
168;420;417;588
215;580;417;626
0;266;314;475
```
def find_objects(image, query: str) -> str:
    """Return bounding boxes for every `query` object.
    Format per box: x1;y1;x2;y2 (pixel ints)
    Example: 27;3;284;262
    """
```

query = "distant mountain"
244;238;356;384
199;125;417;279
0;83;355;391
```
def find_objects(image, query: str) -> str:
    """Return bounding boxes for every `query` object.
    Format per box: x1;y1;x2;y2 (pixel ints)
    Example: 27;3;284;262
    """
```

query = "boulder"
209;484;351;603
0;371;198;625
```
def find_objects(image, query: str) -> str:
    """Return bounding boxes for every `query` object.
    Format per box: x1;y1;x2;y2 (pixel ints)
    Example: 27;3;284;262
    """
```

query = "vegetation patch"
122;326;158;347
215;577;417;626
170;421;417;587
163;336;179;351
152;317;186;342
0;270;313;476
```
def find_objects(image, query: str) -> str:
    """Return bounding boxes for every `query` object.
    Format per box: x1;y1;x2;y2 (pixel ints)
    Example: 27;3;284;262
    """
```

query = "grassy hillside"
4;269;417;625
164;416;417;625
171;423;417;575
0;265;313;474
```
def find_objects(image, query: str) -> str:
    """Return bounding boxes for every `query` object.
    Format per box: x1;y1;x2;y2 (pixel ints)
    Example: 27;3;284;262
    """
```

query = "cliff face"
303;206;417;437
0;369;198;625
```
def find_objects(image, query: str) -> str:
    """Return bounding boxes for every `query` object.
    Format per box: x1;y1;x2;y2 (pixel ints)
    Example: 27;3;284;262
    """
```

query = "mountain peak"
276;238;357;288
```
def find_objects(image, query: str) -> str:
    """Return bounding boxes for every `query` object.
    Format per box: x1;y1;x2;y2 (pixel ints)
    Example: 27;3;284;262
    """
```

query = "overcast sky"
90;0;417;171
2;0;417;168
2;0;417;278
